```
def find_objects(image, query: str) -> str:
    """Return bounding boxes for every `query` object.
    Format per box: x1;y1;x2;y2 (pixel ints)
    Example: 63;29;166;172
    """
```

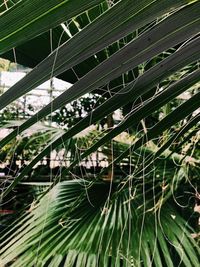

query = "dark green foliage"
0;0;199;266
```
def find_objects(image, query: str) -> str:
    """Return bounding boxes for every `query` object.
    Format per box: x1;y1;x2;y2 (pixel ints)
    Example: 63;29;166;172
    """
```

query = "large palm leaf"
0;0;199;192
0;0;200;266
0;180;199;267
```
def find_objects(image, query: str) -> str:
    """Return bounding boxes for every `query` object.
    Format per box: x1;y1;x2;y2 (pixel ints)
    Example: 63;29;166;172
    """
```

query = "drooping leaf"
1;21;199;154
2;37;200;196
1;0;199;111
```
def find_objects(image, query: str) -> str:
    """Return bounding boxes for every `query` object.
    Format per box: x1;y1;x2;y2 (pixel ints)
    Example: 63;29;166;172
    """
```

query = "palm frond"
0;180;199;267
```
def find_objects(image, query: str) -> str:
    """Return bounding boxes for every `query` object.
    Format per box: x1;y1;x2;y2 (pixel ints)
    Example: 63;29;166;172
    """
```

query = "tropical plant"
0;0;200;266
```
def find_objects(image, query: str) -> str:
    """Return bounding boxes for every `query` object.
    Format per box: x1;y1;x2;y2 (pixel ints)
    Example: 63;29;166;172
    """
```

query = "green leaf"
0;1;199;266
108;92;200;167
1;180;199;266
1;37;199;196
1;8;199;153
69;75;200;171
0;0;104;54
0;0;199;111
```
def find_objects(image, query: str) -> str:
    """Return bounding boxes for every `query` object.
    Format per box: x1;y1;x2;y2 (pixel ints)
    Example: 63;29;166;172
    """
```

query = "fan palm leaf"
0;1;199;266
0;180;199;267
